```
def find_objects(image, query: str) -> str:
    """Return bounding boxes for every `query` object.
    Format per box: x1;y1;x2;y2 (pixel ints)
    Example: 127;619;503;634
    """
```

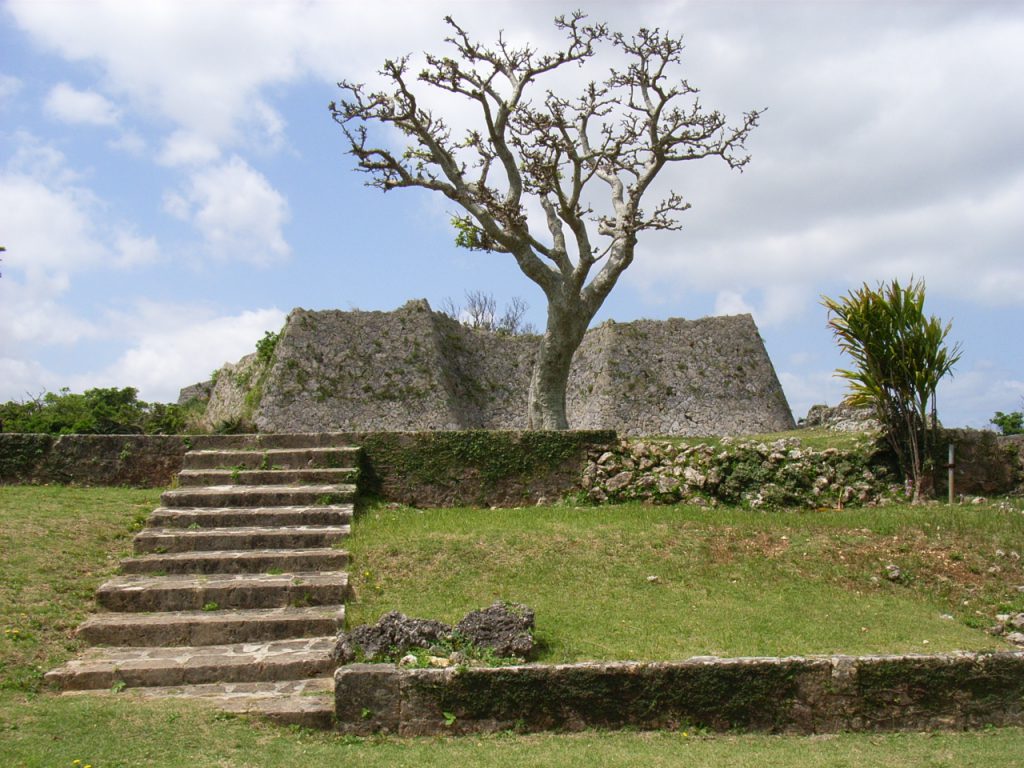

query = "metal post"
947;443;955;506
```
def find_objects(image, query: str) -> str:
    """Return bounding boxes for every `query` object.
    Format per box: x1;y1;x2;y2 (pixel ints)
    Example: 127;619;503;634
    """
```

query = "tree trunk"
527;301;589;430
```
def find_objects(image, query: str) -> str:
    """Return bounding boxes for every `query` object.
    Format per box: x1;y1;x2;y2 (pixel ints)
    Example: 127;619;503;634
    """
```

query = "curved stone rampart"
196;300;795;436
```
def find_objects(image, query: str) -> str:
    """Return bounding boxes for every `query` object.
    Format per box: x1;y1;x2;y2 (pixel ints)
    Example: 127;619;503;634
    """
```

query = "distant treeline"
0;387;196;435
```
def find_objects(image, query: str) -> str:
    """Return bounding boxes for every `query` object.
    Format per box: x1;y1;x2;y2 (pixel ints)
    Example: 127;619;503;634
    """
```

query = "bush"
991;411;1024;436
0;387;193;435
823;279;961;502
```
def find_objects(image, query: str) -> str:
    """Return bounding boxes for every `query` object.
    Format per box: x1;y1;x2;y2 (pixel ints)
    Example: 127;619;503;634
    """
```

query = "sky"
1;0;1022;428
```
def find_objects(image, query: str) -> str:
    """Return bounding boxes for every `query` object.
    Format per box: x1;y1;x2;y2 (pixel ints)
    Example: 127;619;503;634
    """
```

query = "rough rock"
455;601;535;659
336;603;537;664
605;471;634;492
334;612;452;663
802;403;880;433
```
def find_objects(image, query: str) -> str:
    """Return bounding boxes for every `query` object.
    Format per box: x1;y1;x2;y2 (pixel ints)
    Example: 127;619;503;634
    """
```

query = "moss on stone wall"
0;433;53;481
854;653;1024;726
0;434;189;486
338;652;1024;736
415;662;802;731
355;430;616;507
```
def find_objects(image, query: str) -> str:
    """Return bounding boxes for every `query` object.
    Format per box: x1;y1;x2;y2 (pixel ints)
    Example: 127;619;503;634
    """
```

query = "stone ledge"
334;651;1024;736
0;431;615;507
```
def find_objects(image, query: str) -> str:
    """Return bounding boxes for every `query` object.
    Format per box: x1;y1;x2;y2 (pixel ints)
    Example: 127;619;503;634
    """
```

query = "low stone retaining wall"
349;430;615;507
3;429;1017;503
0;433;190;487
936;430;1023;497
0;431;615;505
334;651;1024;736
583;436;893;508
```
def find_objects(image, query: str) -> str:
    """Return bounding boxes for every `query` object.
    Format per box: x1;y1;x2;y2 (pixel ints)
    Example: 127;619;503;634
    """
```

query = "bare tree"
442;290;536;335
496;295;535;336
331;13;761;429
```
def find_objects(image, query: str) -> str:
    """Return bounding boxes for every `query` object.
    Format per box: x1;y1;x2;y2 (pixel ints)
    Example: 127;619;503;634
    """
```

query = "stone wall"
0;434;190;487
195;300;795;436
179;430;613;507
583;436;894;508
582;432;1022;508
931;430;1024;497
335;651;1024;736
0;431;612;505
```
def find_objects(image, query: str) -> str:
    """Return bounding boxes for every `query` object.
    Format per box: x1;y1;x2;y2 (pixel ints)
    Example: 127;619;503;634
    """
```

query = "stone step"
147;504;353;529
188;433;359;451
63;679;335;729
77;605;345;646
161;484;356;509
182;447;360;471
121;547;350;575
177;467;358;487
45;636;336;691
96;572;350;612
133;525;350;554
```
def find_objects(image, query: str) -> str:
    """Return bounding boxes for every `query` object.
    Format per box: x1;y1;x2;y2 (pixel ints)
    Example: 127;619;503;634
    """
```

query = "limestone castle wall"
192;300;795;436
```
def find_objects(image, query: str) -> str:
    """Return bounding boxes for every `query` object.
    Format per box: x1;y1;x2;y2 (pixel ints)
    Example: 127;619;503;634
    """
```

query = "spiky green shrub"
823;279;961;502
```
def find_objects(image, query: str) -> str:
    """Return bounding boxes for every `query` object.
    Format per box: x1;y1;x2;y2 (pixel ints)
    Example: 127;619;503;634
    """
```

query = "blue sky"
2;0;1022;428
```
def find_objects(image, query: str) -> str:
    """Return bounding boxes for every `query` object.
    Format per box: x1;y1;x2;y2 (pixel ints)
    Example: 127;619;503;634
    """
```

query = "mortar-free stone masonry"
184;300;795;436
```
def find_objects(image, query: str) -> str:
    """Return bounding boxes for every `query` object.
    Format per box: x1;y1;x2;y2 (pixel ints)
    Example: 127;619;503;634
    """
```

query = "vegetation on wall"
0;387;200;435
356;430;615;506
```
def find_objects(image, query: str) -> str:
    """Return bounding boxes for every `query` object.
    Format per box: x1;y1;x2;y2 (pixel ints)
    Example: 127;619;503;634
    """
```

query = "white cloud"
5;0;1024;427
0;73;22;106
72;305;287;402
777;369;848;423
6;133;81;186
9;0;311;150
108;131;146;155
939;367;1024;429
713;290;754;318
0;274;99;345
44;82;121;126
157;130;221;167
0;168;106;279
5;1;578;159
113;233;161;268
0;134;161;345
164;156;290;264
0;357;59;403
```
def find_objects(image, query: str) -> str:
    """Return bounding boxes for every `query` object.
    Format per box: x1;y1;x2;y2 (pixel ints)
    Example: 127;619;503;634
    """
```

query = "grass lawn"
346;501;1024;660
4;484;1024;766
5;692;1024;767
643;426;875;451
0;485;161;693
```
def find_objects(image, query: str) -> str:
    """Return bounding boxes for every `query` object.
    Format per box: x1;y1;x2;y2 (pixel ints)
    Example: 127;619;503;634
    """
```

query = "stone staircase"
46;434;360;728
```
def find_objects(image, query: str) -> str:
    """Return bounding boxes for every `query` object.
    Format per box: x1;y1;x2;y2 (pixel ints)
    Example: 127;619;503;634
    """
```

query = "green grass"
0;485;162;693
4;485;1024;765
643;426;875;452
346;501;1024;660
4;691;1024;766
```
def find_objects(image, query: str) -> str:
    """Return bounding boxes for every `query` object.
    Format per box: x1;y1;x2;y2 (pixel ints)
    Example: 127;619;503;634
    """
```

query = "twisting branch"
331;12;762;428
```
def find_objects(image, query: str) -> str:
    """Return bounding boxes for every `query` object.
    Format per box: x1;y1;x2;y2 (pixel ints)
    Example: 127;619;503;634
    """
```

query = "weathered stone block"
334;652;1024;736
334;664;401;735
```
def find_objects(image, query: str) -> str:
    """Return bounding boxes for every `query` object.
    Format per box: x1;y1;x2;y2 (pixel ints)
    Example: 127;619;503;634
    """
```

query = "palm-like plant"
823;279;962;502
